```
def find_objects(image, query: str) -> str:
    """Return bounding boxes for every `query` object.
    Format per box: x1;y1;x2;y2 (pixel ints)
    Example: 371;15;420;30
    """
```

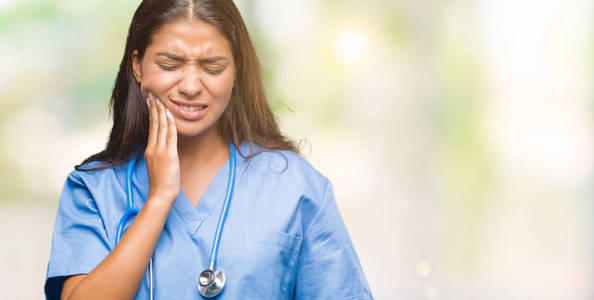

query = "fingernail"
148;91;154;99
146;97;150;108
157;99;163;107
166;109;173;120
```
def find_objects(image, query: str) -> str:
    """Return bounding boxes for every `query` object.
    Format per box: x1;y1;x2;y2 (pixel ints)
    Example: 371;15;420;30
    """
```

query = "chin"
177;129;206;137
176;123;218;139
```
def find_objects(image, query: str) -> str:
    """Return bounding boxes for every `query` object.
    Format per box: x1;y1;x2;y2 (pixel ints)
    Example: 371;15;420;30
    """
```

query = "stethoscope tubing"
208;143;236;270
115;150;141;244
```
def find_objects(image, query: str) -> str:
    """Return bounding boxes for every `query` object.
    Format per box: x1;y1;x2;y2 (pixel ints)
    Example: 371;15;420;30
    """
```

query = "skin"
61;18;236;300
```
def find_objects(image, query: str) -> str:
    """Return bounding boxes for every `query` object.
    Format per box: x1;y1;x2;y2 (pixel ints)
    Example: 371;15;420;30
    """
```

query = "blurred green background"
0;0;592;299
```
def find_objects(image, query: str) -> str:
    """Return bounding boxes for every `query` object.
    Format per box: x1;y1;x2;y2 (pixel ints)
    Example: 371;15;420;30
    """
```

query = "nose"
178;65;203;97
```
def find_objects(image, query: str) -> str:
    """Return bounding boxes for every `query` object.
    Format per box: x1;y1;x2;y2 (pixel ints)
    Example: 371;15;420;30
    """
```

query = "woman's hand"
64;94;181;300
144;92;180;205
63;95;179;299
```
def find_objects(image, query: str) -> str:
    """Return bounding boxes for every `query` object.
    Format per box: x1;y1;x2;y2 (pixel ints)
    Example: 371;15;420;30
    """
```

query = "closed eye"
158;64;179;71
158;64;224;74
204;68;224;75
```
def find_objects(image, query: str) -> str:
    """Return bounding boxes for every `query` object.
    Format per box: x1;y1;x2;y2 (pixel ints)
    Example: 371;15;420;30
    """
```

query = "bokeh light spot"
334;27;366;64
416;261;432;277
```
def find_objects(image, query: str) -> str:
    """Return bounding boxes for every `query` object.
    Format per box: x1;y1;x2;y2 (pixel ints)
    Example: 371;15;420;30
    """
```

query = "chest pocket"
238;230;302;299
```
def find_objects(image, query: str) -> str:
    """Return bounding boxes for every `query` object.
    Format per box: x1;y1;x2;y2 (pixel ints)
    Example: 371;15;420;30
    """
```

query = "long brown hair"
76;0;298;171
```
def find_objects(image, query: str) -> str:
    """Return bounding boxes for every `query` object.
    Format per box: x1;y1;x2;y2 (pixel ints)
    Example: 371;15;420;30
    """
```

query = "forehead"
148;19;232;58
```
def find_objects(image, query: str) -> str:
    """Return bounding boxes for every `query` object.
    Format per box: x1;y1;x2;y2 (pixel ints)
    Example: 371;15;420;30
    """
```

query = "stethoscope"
115;143;237;299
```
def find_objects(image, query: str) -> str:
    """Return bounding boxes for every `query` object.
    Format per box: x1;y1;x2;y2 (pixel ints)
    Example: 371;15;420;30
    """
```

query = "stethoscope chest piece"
198;269;226;297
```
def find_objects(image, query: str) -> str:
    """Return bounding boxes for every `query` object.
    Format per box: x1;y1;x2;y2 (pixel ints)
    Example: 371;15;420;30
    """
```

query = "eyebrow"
155;52;228;63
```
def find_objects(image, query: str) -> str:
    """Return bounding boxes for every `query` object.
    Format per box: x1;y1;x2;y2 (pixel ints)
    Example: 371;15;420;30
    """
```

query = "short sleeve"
44;172;111;300
293;182;373;299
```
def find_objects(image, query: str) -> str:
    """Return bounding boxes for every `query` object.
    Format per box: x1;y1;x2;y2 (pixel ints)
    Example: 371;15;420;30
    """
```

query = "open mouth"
170;99;209;121
177;104;207;112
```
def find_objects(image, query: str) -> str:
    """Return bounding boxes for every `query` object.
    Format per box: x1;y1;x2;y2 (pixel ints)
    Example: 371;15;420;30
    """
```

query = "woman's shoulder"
239;142;330;191
65;159;125;189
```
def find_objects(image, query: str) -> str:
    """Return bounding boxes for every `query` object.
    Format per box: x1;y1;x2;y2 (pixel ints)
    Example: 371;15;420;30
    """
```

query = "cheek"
203;75;235;101
139;65;178;95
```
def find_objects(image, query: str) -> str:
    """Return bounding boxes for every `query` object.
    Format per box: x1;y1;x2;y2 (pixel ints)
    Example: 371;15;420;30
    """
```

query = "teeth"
178;104;205;112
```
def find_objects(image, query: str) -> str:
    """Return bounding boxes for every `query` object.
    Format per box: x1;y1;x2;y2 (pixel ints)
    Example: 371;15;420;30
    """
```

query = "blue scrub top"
45;142;372;299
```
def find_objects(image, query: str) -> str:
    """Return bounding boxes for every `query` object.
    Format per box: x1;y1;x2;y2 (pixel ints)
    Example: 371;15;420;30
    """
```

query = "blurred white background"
0;0;592;299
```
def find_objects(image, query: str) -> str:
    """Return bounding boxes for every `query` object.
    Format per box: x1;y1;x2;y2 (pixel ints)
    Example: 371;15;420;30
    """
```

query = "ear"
132;49;142;83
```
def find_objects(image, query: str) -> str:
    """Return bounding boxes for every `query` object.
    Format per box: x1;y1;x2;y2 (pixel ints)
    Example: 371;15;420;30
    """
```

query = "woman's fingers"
166;108;177;151
147;93;158;148
156;96;168;149
143;92;180;204
143;93;180;204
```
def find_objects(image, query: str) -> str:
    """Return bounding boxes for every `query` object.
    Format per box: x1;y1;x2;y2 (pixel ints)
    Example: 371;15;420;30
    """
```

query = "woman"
44;0;372;299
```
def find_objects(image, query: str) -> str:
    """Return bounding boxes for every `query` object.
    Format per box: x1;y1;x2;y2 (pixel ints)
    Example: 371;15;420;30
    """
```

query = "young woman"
44;0;372;299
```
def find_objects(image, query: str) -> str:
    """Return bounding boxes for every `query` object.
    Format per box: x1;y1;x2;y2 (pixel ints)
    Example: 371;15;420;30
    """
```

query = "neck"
177;127;228;171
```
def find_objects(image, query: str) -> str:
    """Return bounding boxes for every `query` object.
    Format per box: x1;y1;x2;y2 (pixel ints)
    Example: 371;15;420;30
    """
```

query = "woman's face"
132;19;235;139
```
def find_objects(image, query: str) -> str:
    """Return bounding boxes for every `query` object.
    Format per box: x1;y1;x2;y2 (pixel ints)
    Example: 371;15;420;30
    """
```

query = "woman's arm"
61;198;171;300
62;94;180;300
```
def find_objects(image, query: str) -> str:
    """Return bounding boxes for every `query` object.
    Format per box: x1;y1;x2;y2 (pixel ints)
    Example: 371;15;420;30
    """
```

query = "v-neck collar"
131;143;248;238
172;156;230;237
